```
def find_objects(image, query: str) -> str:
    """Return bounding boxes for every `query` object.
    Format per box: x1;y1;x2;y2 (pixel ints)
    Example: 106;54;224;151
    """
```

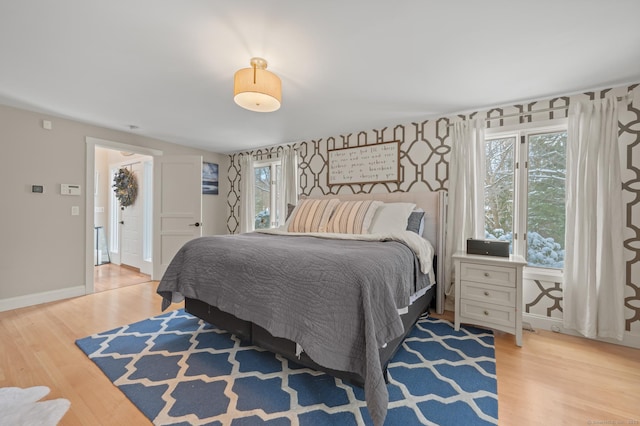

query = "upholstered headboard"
302;191;447;313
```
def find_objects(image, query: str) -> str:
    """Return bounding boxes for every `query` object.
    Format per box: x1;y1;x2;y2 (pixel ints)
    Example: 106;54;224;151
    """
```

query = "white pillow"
368;202;417;234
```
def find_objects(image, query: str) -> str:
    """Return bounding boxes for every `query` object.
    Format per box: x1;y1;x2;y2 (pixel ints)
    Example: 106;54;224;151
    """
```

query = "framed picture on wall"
202;162;219;195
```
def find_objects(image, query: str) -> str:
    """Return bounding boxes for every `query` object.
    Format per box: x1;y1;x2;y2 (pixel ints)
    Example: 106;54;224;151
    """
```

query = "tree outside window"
484;127;567;269
254;161;281;229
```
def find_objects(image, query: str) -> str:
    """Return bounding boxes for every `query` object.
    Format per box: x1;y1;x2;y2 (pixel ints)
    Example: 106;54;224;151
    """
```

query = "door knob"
189;222;201;227
119;221;124;225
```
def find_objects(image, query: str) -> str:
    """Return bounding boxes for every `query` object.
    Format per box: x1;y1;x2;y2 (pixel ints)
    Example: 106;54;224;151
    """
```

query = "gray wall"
0;104;229;305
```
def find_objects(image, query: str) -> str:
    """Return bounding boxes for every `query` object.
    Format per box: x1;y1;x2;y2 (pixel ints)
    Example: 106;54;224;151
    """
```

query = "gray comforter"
157;232;432;426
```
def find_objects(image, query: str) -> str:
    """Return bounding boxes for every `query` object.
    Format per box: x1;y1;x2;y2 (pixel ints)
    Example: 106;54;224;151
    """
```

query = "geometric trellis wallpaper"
226;83;640;335
524;279;563;319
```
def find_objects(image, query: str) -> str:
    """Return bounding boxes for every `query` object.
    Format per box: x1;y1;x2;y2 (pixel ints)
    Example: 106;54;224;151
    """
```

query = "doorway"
94;148;154;292
86;138;162;294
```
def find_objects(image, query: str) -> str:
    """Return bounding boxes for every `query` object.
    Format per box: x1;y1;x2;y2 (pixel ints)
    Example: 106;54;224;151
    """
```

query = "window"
254;159;282;229
484;121;567;269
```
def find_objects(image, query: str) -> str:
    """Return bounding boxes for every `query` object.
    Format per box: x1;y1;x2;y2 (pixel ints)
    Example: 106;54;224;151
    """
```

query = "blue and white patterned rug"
76;309;497;425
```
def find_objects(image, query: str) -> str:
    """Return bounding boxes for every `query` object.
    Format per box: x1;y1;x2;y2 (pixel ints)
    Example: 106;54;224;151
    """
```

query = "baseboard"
0;285;86;312
140;260;152;276
523;313;640;350
120;263;140;272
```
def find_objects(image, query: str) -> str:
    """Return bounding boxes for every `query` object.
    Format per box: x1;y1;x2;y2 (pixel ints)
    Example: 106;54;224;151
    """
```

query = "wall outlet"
71;206;79;216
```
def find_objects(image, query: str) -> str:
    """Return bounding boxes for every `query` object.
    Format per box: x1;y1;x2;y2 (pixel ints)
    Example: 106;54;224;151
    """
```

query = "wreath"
112;167;138;207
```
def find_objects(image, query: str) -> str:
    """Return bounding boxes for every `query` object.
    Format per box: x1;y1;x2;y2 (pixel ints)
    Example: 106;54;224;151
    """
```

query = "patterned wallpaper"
226;83;640;335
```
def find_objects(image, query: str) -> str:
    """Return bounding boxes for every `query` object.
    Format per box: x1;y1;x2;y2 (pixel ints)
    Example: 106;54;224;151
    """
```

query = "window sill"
523;266;563;282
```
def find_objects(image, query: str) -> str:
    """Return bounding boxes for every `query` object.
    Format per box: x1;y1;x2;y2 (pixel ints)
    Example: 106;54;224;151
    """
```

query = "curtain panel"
279;147;299;226
239;154;255;234
444;119;485;305
563;96;625;340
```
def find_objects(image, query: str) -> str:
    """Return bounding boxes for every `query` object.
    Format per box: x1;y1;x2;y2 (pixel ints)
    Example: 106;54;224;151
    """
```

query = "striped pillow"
287;198;340;233
325;200;382;234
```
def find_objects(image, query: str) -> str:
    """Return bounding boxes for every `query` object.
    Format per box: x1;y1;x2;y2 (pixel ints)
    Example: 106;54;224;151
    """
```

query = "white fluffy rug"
0;386;70;426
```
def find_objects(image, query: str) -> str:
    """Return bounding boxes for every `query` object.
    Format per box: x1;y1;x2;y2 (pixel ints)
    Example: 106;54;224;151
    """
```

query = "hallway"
94;263;153;293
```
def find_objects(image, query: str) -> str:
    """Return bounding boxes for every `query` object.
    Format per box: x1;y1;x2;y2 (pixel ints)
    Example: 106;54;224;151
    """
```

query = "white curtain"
444;119;485;304
239;154;255;233
563;96;625;341
279;147;299;226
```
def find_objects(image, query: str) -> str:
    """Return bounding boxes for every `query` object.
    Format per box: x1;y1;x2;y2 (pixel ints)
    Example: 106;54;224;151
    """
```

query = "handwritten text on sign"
328;142;400;185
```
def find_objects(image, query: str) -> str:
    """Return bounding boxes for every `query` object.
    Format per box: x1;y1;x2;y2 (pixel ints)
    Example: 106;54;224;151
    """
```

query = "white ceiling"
1;1;639;154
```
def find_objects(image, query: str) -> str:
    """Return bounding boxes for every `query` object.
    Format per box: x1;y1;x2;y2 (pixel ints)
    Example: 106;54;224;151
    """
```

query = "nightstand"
453;251;526;346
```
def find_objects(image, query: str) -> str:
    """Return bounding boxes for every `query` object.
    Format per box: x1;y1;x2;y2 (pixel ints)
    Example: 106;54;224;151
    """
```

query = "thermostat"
61;184;81;195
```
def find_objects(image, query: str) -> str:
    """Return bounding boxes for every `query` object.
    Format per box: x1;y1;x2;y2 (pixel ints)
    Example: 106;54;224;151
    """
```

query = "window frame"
484;118;568;274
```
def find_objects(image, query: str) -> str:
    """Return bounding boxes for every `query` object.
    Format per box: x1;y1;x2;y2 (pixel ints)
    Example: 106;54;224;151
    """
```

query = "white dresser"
453;251;526;346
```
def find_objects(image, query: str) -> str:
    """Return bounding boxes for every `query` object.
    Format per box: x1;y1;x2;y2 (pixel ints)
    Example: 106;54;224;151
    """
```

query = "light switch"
71;206;79;216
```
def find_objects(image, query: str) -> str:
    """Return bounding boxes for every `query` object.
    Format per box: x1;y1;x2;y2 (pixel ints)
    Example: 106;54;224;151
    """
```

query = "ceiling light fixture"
233;57;281;112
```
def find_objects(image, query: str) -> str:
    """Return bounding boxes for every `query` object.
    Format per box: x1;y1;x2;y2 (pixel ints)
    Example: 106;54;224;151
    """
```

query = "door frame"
85;137;162;294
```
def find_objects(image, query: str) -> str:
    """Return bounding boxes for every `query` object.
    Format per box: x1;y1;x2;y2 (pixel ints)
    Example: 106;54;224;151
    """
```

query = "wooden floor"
1;283;639;425
432;311;640;424
94;263;152;293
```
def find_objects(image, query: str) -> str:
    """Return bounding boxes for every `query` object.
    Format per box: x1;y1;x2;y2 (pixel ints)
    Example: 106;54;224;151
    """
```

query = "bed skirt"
184;285;435;387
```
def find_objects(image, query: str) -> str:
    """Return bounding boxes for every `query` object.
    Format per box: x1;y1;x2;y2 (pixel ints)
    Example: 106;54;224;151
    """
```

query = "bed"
157;191;446;426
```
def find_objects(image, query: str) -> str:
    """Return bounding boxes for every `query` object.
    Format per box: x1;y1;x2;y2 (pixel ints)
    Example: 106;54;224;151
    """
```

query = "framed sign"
328;141;400;186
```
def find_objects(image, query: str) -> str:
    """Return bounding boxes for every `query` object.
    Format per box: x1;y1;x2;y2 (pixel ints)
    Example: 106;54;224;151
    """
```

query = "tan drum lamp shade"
233;57;282;112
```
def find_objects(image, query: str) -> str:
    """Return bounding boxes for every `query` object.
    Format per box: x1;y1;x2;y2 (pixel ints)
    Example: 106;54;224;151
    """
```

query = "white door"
153;155;203;280
120;162;144;269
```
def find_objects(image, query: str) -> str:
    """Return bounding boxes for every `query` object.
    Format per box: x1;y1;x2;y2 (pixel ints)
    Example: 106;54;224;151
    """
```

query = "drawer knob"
484;272;490;277
484;291;490;296
483;310;489;316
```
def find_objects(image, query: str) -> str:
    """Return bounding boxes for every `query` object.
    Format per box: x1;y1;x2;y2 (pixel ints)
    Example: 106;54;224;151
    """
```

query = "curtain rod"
251;148;298;159
448;92;632;126
252;154;274;160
